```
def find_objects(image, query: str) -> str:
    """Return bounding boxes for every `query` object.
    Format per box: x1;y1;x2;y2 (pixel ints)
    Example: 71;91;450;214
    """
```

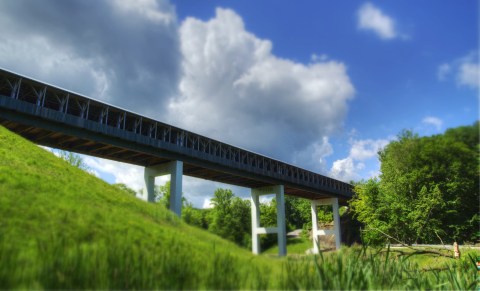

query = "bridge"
0;67;353;256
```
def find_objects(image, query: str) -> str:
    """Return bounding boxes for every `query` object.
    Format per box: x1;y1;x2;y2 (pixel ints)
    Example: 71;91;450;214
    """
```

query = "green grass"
0;125;478;289
263;236;313;255
0;126;278;289
282;246;478;290
388;247;479;270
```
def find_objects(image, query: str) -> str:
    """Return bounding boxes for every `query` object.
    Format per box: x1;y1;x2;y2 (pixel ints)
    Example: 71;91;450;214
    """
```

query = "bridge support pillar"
144;161;183;217
251;185;286;256
311;198;341;253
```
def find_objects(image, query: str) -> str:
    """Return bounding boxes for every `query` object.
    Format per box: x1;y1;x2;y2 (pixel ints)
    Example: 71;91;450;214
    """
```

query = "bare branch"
366;227;453;259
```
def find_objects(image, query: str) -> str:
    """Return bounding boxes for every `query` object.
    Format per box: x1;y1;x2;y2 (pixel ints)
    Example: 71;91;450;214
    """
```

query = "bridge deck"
0;68;353;201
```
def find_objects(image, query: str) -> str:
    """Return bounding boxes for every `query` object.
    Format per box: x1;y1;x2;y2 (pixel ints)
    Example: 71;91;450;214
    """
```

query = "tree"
285;196;311;230
207;189;251;247
260;198;277;227
154;181;171;208
182;201;209;229
58;150;91;172
351;123;479;245
151;181;192;212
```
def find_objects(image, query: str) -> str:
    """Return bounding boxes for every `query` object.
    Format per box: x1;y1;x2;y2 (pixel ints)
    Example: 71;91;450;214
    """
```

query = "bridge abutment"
311;198;341;253
144;161;183;216
250;185;286;256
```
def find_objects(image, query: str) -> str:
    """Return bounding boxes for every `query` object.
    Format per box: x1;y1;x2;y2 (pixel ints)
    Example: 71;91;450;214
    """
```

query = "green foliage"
182;203;209;229
154;181;170;207
285;196;311;230
260;198;277;227
151;181;190;211
351;122;479;245
257;198;279;250
207;189;251;247
57;150;91;172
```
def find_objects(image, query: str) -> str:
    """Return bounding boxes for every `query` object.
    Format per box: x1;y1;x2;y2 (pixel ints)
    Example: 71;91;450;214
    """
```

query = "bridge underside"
0;116;333;201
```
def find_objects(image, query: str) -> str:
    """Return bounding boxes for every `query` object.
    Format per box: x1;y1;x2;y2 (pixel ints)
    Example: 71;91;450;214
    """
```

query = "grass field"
0;125;477;289
263;236;313;255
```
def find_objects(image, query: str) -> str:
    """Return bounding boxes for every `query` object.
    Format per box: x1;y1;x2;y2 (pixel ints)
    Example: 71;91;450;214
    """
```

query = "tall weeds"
280;245;478;290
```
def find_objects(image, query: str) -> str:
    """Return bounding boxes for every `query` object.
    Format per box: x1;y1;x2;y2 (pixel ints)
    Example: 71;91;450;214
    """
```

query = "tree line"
142;183;334;249
351;121;479;245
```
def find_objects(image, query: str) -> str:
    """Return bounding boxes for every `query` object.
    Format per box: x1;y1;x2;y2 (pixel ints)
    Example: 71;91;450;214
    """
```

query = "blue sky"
0;0;477;207
176;0;478;134
172;0;478;178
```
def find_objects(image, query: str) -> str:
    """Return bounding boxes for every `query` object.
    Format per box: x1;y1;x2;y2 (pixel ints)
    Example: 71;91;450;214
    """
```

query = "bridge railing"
0;69;354;196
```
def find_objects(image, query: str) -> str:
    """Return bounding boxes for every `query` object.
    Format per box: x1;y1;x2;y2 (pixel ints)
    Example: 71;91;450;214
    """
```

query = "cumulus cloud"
111;0;176;24
0;0;181;117
422;116;443;131
292;137;333;173
1;3;355;207
357;2;399;40
330;138;389;182
458;62;479;89
330;157;362;183
170;8;355;161
350;139;389;161
438;51;479;90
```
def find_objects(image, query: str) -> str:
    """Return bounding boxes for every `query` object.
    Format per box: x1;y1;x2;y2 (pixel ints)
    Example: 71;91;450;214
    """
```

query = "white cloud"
349;138;389;161
110;0;175;24
458;62;479;89
422;116;443;131
437;63;451;81
439;51;479;90
330;158;360;183
330;138;389;182
202;198;213;209
171;8;355;162
292;137;333;173
357;2;398;40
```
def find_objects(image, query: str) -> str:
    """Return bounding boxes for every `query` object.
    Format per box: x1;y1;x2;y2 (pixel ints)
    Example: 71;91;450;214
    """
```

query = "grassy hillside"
0;125;477;289
0;126;278;289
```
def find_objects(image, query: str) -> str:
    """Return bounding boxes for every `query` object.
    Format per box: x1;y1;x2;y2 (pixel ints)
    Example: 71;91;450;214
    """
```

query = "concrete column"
168;161;183;216
311;200;320;254
144;169;156;203
332;198;341;250
276;186;286;256
311;197;341;253
143;161;183;217
250;190;261;254
250;185;286;256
